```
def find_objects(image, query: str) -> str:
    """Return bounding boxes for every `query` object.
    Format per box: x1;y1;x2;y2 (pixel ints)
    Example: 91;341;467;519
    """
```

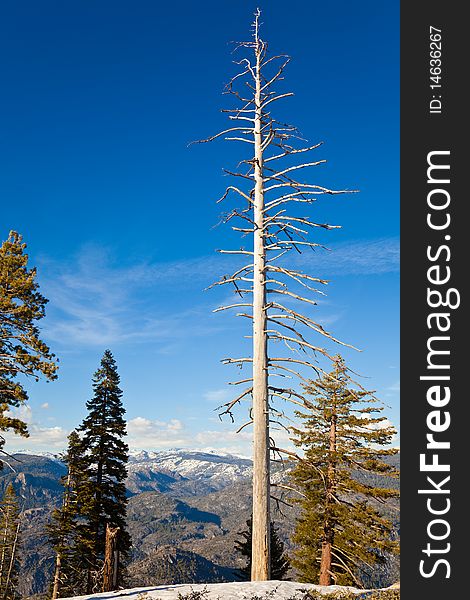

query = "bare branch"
264;142;324;163
267;288;319;306
265;181;357;194
217;249;254;256
225;137;255;144
217;186;254;204
236;420;254;433
207;275;253;290
267;363;311;383
265;274;326;296
260;58;291;92
266;265;328;286
270;355;331;371
190;127;253;146
221;357;253;365
271;482;305;499
261;92;295;109
269;215;341;231
217;387;253;421
264;161;327;182
214;302;252;313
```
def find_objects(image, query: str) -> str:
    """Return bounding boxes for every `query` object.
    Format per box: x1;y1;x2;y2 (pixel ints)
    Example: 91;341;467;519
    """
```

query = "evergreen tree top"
1;482;18;506
96;350;119;376
61;430;88;472
0;231;58;383
90;350;121;394
293;356;398;464
0;231;58;453
79;350;126;434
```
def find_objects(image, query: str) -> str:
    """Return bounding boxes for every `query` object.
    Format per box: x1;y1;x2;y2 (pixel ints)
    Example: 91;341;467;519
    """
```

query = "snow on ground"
126;450;254;486
63;581;394;600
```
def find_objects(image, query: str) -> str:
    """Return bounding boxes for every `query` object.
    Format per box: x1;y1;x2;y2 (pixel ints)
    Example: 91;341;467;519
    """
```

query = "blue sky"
1;0;399;456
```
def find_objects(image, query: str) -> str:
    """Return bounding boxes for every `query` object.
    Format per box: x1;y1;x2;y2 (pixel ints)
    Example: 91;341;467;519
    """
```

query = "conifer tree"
48;430;90;599
78;350;130;593
0;231;58;461
0;484;21;600
234;517;290;581
290;356;399;587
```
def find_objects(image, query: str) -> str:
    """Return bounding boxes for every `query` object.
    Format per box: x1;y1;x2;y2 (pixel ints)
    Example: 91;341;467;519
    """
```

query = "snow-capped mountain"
12;448;254;496
126;449;253;495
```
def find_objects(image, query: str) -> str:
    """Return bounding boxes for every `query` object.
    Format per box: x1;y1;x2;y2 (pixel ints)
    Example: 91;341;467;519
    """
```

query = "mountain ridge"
1;450;399;598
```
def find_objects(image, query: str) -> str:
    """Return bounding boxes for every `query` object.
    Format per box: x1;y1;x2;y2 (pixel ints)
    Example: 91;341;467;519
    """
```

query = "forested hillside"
1;451;399;598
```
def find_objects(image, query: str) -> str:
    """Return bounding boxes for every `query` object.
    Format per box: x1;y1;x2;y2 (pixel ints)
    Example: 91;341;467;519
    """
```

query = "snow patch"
127;449;253;487
60;581;389;600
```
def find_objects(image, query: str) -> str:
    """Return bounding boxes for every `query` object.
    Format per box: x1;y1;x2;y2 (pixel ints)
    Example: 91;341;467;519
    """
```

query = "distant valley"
1;450;399;598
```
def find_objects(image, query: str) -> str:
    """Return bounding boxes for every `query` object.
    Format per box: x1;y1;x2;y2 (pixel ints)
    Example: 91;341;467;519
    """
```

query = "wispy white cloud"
152;237;399;281
4;405;69;451
127;416;257;455
37;237;397;349
203;388;231;404
291;237;399;276
4;407;258;456
126;416;188;449
40;246;225;348
362;417;396;432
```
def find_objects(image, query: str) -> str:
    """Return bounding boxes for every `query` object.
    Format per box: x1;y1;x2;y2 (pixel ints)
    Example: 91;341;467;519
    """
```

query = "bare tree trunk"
250;15;271;582
112;545;119;590
3;518;21;600
196;7;353;584
0;521;8;592
102;525;119;592
319;409;337;586
319;540;332;586
51;552;61;600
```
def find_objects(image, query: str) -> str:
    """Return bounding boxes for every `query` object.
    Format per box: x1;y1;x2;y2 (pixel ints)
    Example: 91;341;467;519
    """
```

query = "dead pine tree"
194;9;356;580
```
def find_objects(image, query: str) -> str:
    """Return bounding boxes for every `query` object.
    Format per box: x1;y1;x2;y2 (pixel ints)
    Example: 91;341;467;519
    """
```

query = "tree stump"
102;524;120;592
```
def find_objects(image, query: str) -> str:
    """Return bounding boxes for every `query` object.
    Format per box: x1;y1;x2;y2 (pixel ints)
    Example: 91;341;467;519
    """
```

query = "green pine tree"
47;431;91;599
290;356;399;587
0;484;21;600
0;231;58;461
78;350;130;592
234;517;290;581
